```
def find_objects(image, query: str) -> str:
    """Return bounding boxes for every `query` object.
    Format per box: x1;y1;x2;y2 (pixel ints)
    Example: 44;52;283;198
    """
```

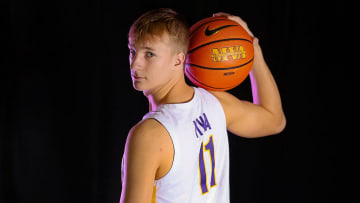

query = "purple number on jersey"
199;135;217;194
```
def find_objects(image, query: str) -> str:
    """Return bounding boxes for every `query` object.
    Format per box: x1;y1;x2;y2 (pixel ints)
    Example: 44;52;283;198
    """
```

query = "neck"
145;76;194;111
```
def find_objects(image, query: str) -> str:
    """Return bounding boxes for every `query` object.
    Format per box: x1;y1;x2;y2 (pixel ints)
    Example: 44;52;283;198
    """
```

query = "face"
128;34;183;93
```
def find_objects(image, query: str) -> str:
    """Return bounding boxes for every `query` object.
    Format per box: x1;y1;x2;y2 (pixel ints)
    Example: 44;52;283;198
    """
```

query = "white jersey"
122;87;230;203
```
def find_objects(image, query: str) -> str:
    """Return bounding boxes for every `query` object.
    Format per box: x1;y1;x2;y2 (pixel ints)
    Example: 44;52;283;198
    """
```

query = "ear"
173;52;185;70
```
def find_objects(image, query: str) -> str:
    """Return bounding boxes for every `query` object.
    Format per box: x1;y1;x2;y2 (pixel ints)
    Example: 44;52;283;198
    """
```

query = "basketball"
185;16;254;91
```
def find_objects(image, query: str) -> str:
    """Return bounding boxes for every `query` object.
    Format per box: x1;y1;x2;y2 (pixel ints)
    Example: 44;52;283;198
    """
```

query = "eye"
129;49;136;57
146;52;155;57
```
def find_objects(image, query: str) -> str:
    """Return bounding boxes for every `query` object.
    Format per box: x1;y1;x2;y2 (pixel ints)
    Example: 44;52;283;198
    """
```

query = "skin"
120;13;286;203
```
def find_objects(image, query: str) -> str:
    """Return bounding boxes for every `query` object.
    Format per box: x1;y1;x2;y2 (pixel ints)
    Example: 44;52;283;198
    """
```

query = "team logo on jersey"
211;45;246;62
193;113;212;138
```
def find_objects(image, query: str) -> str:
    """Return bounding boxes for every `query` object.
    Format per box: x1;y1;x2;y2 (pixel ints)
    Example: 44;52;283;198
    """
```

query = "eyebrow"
143;47;155;51
128;44;155;51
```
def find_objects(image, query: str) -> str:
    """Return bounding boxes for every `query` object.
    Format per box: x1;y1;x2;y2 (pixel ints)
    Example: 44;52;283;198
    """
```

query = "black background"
1;0;351;203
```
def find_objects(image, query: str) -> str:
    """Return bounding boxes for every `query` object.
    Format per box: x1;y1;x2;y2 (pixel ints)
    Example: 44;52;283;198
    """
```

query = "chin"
132;82;148;92
133;85;144;91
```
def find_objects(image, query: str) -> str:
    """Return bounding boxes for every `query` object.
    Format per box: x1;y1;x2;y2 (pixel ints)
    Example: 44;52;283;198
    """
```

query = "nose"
130;54;142;71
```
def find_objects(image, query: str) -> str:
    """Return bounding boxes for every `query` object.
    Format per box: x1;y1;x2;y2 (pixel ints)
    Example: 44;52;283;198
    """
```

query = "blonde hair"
128;8;190;55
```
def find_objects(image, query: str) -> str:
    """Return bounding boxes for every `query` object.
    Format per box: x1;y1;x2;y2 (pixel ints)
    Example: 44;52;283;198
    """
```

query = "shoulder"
126;119;170;157
208;90;244;107
130;118;166;134
128;119;168;145
208;90;229;99
207;90;253;127
195;88;233;106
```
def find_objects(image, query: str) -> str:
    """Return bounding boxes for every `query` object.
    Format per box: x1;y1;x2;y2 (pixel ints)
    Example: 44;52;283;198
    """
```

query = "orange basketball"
185;16;254;91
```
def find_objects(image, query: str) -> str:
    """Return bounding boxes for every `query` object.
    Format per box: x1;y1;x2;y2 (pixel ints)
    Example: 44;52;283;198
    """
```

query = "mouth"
132;75;145;80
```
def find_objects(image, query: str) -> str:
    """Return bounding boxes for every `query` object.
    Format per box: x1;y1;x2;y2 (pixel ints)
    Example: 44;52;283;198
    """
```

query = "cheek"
146;61;171;83
156;60;173;76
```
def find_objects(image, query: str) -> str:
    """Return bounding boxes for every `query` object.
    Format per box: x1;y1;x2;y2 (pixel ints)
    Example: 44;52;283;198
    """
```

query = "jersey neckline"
157;86;199;110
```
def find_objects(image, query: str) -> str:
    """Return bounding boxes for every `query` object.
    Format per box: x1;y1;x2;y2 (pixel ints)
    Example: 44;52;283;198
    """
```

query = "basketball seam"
185;57;254;70
185;67;229;90
188;38;252;53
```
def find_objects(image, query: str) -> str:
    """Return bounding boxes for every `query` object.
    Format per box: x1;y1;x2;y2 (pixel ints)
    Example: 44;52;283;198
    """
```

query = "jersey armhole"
201;89;228;128
146;118;176;181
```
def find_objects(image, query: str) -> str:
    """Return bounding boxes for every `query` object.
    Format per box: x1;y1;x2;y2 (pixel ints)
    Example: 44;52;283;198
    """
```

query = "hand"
213;12;259;45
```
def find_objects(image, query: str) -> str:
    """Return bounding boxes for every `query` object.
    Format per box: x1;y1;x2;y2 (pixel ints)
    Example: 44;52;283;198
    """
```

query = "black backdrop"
1;0;351;203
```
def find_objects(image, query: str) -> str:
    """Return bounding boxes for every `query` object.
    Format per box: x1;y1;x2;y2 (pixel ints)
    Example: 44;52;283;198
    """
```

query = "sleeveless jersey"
121;87;230;203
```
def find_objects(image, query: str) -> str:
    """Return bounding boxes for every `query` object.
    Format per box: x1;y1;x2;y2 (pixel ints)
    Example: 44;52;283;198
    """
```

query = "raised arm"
210;13;286;138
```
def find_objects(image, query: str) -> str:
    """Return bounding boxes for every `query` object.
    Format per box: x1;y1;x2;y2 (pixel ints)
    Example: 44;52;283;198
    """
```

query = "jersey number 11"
198;135;217;194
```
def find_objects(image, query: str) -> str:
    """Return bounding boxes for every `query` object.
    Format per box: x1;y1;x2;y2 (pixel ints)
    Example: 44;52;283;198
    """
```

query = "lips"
131;74;145;80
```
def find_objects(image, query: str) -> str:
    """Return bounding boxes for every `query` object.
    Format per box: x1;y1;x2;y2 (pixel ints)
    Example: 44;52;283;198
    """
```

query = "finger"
212;12;231;17
213;13;255;38
227;15;246;24
227;16;254;38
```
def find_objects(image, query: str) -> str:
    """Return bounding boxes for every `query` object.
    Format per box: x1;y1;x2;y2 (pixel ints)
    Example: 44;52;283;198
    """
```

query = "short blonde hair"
128;8;190;55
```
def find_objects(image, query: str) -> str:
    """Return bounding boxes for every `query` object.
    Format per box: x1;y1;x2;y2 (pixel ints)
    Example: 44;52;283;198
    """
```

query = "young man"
120;8;286;203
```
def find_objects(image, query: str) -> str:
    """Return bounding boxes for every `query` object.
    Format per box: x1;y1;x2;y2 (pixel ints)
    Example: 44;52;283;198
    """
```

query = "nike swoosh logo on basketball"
204;25;237;36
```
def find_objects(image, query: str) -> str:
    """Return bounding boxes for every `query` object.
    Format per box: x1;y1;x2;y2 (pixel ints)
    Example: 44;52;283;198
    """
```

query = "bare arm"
120;119;170;203
211;13;286;138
